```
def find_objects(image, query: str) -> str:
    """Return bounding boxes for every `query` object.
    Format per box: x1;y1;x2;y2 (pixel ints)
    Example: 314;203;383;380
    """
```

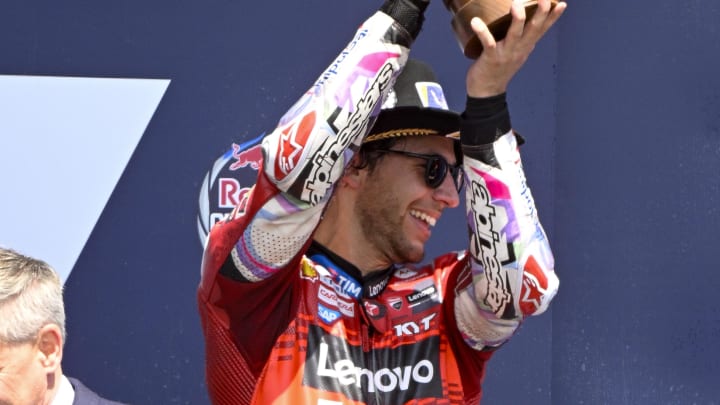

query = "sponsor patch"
392;313;437;337
318;284;339;305
318;304;341;324
405;285;438;307
318;284;355;317
300;259;319;283
336;298;355;318
303;325;443;402
393;267;419;280
363;300;386;319
388;296;403;311
415;81;448;109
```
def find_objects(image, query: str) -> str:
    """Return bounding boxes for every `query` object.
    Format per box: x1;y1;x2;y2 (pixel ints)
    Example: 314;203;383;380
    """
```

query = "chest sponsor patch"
318;304;341;324
405;285;438;306
302;325;443;403
318;284;355;317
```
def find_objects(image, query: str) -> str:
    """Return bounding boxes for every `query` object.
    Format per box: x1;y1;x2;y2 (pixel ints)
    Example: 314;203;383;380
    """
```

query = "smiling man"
198;0;565;403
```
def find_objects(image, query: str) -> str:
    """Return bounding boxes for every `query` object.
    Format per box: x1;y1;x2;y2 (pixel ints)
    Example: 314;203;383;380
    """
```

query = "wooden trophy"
444;0;558;58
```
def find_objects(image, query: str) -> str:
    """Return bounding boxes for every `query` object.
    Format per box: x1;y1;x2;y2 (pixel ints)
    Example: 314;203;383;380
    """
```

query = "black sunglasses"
375;149;465;192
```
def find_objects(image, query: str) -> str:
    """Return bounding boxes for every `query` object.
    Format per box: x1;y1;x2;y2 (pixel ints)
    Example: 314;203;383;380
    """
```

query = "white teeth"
410;210;436;227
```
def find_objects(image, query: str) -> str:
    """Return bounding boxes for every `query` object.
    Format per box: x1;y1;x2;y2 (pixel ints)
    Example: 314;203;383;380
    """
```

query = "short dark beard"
355;171;424;265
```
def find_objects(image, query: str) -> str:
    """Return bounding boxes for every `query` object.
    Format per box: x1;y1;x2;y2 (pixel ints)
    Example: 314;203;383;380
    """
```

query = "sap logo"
318;304;341;324
393;313;436;337
316;342;434;393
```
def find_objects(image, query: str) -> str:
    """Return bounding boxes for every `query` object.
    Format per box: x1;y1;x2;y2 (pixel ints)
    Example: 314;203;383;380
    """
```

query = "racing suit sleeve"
453;93;559;350
200;0;426;287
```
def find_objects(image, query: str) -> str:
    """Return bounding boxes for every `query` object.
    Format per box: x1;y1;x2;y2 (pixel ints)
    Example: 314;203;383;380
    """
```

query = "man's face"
356;135;461;264
0;340;48;405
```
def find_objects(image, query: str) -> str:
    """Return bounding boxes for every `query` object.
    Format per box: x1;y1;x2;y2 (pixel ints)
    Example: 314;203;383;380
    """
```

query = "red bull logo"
218;179;251;209
197;136;264;246
229;143;263;171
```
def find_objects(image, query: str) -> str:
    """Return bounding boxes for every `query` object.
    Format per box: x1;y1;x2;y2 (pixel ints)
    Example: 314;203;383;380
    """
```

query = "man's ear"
340;154;366;189
36;324;63;372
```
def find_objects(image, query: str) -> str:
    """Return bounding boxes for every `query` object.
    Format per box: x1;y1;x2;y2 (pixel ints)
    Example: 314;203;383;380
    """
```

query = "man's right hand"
465;0;567;98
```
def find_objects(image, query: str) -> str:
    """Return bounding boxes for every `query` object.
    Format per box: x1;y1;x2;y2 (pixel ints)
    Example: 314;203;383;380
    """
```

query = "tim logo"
197;134;264;246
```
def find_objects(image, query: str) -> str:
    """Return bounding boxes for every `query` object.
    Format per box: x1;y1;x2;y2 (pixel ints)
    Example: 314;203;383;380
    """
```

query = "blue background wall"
1;0;718;404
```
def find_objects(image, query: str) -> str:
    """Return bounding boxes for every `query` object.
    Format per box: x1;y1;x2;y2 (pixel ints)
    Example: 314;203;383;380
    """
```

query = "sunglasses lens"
377;149;462;191
425;158;446;189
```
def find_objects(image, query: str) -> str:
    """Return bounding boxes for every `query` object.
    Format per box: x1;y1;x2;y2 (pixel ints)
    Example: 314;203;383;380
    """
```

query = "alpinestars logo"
469;178;516;318
303;325;443;403
299;63;393;205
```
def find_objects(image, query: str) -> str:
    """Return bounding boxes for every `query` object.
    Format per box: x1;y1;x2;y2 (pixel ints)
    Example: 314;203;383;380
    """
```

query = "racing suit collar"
308;240;394;299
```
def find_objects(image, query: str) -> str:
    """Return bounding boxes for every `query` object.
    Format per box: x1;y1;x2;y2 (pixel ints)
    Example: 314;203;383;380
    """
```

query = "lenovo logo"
316;342;434;393
303;325;443;402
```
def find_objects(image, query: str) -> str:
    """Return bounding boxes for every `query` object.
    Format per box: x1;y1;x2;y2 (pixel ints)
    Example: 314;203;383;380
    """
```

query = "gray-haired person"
0;247;127;405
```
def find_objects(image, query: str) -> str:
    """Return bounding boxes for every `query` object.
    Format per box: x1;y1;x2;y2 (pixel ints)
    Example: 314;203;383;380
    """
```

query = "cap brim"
365;107;461;143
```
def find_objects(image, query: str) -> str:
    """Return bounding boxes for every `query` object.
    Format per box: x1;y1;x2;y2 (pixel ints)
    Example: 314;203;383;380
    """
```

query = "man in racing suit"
198;0;566;403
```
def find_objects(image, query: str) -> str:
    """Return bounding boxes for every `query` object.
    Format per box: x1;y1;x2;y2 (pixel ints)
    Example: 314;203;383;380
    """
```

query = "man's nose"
433;173;461;208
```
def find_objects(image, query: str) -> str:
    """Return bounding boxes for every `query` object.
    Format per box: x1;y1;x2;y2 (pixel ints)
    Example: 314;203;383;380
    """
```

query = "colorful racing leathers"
198;9;558;405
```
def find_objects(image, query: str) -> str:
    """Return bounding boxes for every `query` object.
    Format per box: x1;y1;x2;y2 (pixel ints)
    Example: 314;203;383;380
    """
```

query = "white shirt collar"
50;375;76;405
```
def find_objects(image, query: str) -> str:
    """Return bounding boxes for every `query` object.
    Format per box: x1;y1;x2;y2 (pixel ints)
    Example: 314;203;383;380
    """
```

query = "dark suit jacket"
68;377;128;405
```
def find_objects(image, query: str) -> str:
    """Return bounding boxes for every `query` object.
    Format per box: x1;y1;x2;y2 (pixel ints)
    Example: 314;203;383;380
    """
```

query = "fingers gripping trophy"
444;0;561;58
